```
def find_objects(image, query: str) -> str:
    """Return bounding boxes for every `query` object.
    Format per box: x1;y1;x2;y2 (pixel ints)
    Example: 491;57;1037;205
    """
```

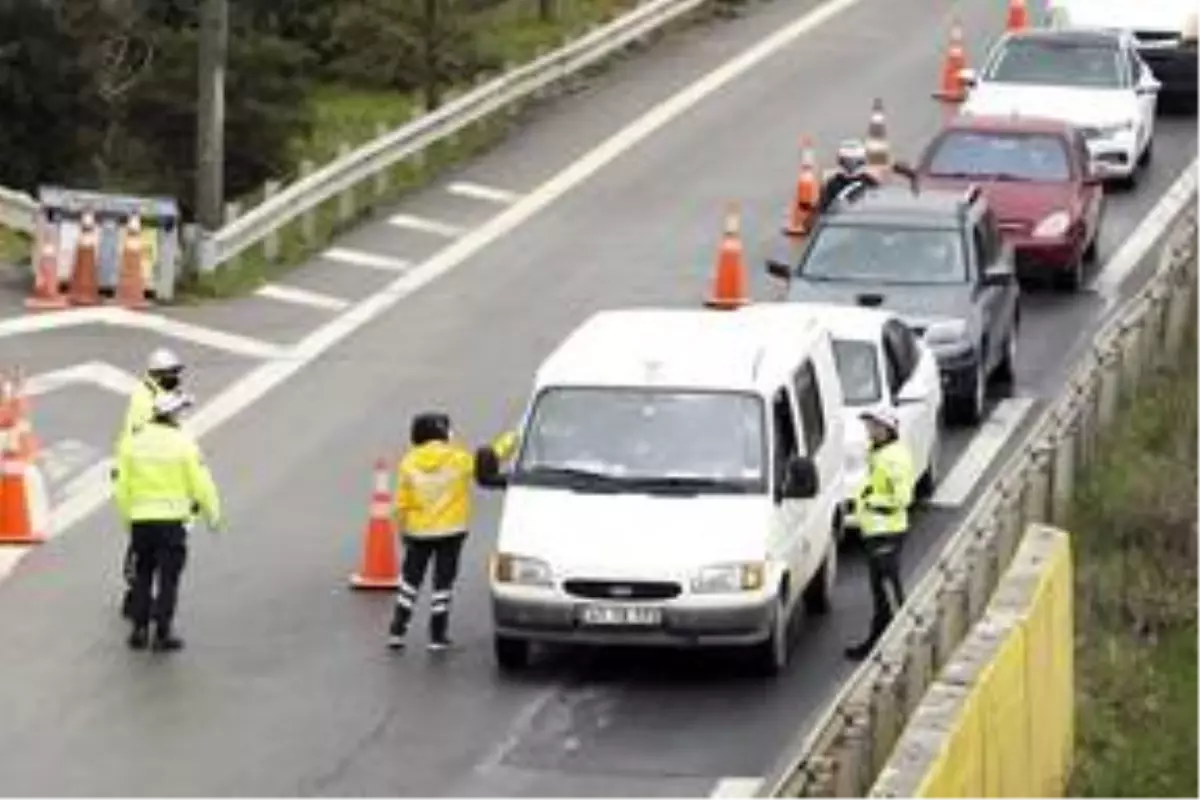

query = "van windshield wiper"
622;475;754;494
515;465;626;491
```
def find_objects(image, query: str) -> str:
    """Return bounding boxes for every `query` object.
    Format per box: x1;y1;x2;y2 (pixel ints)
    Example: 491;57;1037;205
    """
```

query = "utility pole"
196;0;228;230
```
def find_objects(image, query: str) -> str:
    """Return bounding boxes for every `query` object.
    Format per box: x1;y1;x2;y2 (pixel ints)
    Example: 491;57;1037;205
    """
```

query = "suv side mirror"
781;455;820;499
474;446;509;490
766;259;793;281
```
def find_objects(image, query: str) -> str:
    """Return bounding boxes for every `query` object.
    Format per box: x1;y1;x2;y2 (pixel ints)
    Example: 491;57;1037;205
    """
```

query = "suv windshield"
985;39;1124;88
926;131;1072;182
799;224;966;285
513;387;767;493
832;339;882;405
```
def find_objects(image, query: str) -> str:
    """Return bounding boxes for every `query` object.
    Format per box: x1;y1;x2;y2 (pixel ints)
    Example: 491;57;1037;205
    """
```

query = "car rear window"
986;39;1125;88
926;131;1072;182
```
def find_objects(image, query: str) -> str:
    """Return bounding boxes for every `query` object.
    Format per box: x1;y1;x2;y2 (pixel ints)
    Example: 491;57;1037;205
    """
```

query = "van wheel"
915;432;941;502
494;634;530;672
803;544;835;615
750;591;790;677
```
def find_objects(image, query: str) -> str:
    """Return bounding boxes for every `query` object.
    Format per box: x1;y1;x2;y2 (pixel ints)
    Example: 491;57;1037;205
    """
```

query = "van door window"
793;360;826;456
772;388;800;497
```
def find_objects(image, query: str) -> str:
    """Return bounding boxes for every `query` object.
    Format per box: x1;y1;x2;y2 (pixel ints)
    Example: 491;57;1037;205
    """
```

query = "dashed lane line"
255;284;351;312
447;181;522;205
386;213;466;239
322;247;411;272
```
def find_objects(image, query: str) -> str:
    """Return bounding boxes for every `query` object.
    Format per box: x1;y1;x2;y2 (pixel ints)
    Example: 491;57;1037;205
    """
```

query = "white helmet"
147;347;183;374
860;407;899;433
152;390;193;418
836;139;868;174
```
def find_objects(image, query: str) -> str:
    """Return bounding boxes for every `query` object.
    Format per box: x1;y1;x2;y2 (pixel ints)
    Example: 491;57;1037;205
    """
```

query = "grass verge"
1066;318;1198;797
178;0;673;300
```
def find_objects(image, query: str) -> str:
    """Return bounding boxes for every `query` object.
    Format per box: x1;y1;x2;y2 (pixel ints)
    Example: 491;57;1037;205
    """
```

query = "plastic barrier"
869;524;1073;797
31;186;181;302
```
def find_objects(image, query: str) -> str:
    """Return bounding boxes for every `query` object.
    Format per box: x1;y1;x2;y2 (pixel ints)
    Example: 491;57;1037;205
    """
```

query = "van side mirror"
782;455;820;499
958;67;978;88
766;259;793;281
475;446;509;490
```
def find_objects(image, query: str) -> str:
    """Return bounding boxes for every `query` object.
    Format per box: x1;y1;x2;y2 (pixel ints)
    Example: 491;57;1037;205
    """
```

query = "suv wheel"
950;356;986;426
494;634;531;672
915;430;941;501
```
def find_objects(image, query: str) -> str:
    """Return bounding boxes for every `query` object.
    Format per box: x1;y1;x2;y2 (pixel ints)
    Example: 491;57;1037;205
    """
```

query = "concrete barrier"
869;524;1073;797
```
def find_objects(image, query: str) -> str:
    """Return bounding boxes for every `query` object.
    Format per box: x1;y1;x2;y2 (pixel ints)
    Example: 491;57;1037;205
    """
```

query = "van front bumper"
491;595;775;647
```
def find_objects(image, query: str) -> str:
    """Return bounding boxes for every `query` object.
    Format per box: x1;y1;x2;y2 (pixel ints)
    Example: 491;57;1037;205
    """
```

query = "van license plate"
580;605;662;626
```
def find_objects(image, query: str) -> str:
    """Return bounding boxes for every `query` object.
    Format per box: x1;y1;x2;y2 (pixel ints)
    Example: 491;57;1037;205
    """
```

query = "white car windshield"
514;388;767;492
799;226;966;285
926;131;1073;183
985;39;1125;89
832;339;883;405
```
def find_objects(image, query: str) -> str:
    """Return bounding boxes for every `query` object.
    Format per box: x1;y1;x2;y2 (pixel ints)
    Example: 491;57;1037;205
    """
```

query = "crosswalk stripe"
386;213;465;238
255;283;350;311
322;247;411;272
447;181;521;205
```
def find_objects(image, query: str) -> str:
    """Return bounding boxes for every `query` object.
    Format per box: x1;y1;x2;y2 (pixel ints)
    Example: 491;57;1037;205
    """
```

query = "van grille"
563;579;682;601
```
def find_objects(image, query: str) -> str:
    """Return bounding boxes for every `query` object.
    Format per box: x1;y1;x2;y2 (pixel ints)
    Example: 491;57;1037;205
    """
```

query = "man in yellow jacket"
114;390;221;652
388;411;517;651
115;347;188;620
845;408;915;661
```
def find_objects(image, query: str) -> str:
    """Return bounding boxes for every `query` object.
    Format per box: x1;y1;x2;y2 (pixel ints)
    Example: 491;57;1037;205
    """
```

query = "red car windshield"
925;131;1073;183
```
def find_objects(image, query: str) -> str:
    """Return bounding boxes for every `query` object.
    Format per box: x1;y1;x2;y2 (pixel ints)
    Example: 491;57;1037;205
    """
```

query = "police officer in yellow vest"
115;347;188;620
114;391;222;652
388;412;517;651
845;407;915;661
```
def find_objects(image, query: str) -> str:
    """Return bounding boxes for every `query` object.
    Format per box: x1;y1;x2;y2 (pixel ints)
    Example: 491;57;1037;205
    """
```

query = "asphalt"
0;0;1195;795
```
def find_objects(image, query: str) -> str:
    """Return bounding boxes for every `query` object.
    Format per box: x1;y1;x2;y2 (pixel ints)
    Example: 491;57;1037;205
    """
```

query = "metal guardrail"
0;185;37;235
759;184;1199;797
194;0;712;273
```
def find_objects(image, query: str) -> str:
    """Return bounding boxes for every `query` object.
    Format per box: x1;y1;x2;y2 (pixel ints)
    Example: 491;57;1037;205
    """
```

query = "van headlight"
492;553;553;586
691;562;765;594
1033;210;1071;239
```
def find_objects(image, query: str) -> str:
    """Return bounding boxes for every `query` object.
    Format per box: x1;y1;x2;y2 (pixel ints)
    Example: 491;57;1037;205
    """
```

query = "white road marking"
1092;158;1198;308
931;398;1037;507
447;181;521;205
36;439;99;484
386;213;466;238
255;284;350;312
0;550;23;581
322;247;411;272
0;307;285;361
25;361;140;398
710;777;763;797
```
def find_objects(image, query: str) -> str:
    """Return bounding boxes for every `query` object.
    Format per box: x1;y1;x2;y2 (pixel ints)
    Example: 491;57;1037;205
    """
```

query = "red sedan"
915;115;1104;291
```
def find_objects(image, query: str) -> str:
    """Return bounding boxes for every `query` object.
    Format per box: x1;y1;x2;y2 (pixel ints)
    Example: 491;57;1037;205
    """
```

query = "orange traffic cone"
350;458;400;590
113;214;150;310
1006;0;1028;32
25;228;68;311
784;136;821;237
865;98;891;174
0;370;39;462
0;434;49;545
705;203;750;310
933;18;968;102
68;211;100;306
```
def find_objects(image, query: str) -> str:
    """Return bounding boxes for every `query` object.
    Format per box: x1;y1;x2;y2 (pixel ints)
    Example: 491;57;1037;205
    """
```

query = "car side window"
772;388;800;490
884;320;920;384
792;361;826;457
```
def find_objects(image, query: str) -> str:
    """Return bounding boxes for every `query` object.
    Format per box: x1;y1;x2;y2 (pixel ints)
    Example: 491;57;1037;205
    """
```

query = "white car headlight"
1033;210;1071;239
1183;11;1198;42
690;562;765;594
922;318;969;346
492;553;553;586
1096;119;1135;137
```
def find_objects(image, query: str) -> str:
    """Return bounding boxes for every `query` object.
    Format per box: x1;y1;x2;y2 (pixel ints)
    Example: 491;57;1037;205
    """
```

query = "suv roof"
818;183;983;230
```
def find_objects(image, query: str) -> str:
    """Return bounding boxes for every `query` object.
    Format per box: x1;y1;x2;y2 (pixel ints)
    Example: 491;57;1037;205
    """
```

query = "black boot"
128;626;148;650
152;627;184;652
844;612;891;661
387;610;408;650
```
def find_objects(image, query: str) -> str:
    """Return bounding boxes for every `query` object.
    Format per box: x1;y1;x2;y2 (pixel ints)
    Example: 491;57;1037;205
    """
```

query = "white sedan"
960;27;1159;187
797;304;944;536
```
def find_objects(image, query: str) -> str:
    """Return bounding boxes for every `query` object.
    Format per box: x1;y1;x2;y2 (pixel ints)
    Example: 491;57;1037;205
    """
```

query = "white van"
479;304;848;676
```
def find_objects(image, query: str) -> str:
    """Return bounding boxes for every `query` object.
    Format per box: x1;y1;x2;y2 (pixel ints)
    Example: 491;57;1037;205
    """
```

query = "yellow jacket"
854;439;915;537
116;378;163;452
114;421;222;528
395;431;516;537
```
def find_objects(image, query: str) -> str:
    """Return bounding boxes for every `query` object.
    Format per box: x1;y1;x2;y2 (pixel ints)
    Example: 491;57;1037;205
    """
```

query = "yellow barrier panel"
870;525;1074;798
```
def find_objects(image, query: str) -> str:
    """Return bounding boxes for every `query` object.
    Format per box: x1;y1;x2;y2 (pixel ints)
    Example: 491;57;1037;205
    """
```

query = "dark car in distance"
915;114;1105;291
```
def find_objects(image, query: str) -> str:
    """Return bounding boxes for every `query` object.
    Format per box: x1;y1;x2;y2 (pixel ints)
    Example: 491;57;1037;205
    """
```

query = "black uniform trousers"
859;531;907;647
390;532;466;641
128;520;189;635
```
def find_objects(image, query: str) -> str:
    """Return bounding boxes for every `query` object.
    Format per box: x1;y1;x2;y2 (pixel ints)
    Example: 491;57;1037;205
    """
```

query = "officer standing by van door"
114;391;222;653
387;412;516;652
114;347;189;620
845;408;915;661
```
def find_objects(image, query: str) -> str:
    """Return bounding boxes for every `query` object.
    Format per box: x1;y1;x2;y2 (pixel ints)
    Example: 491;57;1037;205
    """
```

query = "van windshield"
512;388;767;494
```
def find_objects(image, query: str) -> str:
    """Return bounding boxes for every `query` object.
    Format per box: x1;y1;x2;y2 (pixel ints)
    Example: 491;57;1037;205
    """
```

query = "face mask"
157;373;181;391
